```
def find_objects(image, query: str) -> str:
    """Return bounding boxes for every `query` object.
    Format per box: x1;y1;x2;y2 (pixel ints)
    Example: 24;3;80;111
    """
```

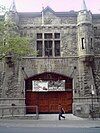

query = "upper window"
44;41;53;56
91;38;93;49
54;33;60;39
44;33;52;39
54;41;60;56
81;38;85;49
36;33;60;57
37;41;43;57
37;33;42;39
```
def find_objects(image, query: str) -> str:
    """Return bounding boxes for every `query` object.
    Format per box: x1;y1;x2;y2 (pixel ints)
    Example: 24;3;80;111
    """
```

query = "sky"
0;0;100;13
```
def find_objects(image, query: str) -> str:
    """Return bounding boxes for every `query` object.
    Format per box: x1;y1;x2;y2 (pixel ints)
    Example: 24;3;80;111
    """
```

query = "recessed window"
91;38;93;49
44;33;52;39
36;33;60;57
54;33;60;39
44;41;52;56
37;33;42;39
81;38;85;49
37;41;43;57
54;41;60;56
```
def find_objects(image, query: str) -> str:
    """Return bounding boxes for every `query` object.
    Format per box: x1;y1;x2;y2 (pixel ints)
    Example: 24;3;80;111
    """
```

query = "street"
0;127;100;133
0;118;100;133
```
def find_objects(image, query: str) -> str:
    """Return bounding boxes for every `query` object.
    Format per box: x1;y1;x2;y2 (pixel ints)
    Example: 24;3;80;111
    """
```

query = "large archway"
25;72;73;113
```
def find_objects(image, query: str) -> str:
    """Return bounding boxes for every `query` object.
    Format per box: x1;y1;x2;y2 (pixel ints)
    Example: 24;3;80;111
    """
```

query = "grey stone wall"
0;8;100;117
22;57;78;77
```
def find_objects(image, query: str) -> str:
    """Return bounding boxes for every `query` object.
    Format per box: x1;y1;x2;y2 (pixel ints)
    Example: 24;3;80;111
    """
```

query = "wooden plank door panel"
25;91;73;113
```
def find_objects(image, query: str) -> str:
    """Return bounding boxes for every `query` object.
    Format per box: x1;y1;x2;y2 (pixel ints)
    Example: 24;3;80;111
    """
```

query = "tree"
0;5;36;98
0;20;36;62
0;4;36;61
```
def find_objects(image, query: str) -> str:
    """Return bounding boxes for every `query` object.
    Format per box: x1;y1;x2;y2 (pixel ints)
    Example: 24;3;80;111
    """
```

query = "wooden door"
25;72;73;113
25;91;72;113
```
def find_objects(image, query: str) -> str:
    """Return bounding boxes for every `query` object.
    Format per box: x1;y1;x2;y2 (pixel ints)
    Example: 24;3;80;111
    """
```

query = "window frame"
81;38;85;49
36;33;61;57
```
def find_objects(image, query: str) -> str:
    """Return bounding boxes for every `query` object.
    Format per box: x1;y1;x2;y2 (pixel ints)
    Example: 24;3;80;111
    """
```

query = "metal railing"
0;105;39;119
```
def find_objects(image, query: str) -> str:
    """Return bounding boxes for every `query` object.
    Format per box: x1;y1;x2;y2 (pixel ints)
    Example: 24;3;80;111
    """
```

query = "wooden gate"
25;72;73;113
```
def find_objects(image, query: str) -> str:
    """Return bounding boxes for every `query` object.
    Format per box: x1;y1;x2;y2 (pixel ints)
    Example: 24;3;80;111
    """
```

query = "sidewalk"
0;114;100;128
39;114;84;120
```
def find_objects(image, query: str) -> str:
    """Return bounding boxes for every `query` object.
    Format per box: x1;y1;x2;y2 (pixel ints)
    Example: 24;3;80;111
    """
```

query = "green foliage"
0;20;36;60
0;5;37;60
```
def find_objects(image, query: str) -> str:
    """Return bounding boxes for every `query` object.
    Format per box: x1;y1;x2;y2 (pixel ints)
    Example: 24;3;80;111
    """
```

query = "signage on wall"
32;81;48;92
32;80;65;92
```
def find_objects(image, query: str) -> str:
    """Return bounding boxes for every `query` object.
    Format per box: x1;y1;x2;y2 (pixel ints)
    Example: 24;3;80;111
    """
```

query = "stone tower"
77;0;94;58
74;0;97;117
77;0;95;93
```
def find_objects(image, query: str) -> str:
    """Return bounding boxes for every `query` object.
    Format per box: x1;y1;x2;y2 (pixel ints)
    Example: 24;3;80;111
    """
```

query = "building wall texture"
0;2;100;118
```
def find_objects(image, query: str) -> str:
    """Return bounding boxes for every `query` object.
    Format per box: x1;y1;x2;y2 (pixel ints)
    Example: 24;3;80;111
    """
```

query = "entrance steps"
39;114;84;120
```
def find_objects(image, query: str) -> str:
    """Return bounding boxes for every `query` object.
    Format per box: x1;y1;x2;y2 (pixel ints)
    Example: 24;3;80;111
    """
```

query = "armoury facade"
0;0;100;118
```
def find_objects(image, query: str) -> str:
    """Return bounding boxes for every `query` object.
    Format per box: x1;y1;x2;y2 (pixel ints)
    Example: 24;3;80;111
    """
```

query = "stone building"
0;0;100;118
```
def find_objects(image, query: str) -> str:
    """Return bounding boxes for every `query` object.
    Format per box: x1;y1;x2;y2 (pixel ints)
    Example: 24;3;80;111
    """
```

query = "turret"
5;0;19;25
77;0;94;62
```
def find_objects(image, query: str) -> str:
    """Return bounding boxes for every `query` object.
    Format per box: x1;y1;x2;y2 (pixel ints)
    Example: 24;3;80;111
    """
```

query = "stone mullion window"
54;33;60;39
36;33;43;57
43;33;45;57
44;40;53;57
44;33;53;57
52;34;55;57
37;41;43;57
54;33;60;56
54;40;60;56
36;32;60;57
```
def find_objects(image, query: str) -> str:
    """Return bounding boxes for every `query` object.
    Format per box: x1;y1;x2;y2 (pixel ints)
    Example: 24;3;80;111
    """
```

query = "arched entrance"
25;72;73;113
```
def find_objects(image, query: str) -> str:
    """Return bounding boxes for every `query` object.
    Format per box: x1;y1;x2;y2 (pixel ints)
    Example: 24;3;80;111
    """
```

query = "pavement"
0;114;100;128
